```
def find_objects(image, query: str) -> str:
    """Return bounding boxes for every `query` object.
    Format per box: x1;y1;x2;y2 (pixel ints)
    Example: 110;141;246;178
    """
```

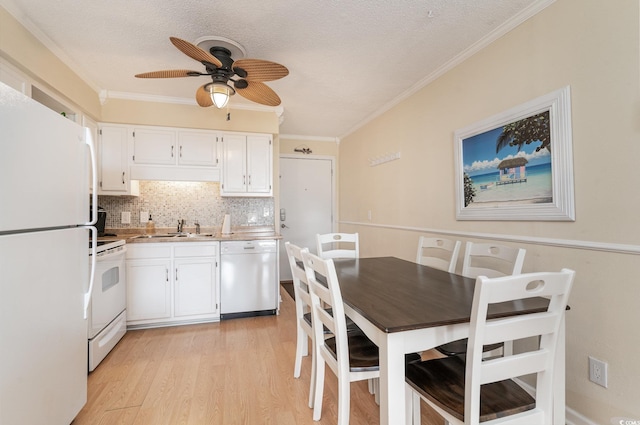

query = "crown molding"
279;134;339;143
340;0;557;139
103;90;278;113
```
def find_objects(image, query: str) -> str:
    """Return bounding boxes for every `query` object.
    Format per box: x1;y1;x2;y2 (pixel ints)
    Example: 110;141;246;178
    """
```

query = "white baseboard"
514;378;598;425
566;407;600;425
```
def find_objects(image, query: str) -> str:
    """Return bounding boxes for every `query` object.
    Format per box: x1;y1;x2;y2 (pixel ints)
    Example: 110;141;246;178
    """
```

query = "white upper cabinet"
132;127;218;167
221;133;272;197
132;128;176;165
98;124;139;196
178;130;218;167
129;125;220;182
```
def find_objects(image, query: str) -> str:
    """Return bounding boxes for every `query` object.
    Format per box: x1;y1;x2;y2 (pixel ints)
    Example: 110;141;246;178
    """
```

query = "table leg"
378;332;406;425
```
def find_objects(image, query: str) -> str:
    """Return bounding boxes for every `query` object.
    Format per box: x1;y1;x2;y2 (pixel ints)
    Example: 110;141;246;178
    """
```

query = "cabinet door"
133;128;176;165
247;135;272;194
99;126;129;193
126;259;171;321
221;134;247;193
178;131;217;166
174;258;217;317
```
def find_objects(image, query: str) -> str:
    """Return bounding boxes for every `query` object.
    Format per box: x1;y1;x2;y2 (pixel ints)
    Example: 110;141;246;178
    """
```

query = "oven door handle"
85;226;97;319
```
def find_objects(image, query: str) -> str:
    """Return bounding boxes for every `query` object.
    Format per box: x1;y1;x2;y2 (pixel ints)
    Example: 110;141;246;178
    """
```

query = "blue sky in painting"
462;126;551;177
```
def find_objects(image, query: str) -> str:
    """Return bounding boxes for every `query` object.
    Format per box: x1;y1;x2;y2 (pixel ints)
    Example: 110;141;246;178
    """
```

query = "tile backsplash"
98;181;274;230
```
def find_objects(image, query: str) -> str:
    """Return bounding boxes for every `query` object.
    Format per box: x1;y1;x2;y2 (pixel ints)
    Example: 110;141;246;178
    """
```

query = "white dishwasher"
220;240;278;319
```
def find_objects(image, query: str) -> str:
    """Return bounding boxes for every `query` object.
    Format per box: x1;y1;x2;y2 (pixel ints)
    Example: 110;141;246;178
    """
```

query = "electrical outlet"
121;211;131;225
589;356;608;388
263;207;269;217
140;211;149;223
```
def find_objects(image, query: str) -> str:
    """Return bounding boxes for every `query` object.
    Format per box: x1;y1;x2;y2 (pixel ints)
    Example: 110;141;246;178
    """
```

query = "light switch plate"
121;211;131;224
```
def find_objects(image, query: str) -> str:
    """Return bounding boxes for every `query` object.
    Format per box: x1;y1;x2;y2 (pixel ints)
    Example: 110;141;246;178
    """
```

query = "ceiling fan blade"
135;69;202;78
235;81;281;106
195;85;213;107
170;37;223;68
233;59;289;82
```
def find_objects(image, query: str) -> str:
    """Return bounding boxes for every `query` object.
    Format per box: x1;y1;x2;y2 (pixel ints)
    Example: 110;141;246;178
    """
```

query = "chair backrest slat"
316;233;359;259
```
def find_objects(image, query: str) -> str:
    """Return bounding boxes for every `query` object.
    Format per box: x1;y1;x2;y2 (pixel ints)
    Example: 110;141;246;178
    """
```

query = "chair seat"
435;339;504;357
324;332;423;371
325;332;379;372
405;356;535;422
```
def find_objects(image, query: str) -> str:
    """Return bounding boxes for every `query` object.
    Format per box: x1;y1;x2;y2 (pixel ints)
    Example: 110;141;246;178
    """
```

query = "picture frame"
454;86;575;221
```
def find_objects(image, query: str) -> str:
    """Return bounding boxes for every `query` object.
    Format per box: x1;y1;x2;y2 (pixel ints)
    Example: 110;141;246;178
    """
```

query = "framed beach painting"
454;86;575;221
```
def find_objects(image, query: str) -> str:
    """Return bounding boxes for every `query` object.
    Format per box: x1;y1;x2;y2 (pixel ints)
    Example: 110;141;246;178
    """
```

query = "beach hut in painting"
496;157;528;185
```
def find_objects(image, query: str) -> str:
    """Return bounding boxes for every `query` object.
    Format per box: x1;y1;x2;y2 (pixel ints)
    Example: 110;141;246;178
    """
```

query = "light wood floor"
73;288;444;425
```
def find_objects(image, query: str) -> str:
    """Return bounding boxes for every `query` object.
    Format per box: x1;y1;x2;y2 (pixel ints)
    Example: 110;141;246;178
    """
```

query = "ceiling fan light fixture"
208;82;235;108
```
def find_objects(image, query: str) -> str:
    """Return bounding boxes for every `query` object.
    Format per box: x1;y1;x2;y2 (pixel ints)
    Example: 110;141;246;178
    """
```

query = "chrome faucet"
177;219;185;233
194;220;200;234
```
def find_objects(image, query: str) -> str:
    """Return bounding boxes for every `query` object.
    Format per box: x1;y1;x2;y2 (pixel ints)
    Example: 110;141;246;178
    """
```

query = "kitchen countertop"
102;226;282;244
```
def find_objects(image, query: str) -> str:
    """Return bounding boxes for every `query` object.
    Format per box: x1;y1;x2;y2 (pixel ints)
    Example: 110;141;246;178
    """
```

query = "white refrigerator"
0;82;96;424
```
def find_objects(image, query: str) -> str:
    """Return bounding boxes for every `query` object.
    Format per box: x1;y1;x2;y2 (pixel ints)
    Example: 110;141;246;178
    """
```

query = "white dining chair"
416;236;461;273
316;232;359;259
436;241;526;357
301;250;380;425
284;242;316;408
406;269;575;425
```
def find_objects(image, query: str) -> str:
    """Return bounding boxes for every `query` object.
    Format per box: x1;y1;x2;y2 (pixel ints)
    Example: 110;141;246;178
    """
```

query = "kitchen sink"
131;233;216;239
131;234;175;239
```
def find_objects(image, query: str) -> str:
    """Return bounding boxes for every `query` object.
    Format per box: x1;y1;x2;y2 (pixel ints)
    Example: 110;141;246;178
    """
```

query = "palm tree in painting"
496;111;551;153
463;173;476;207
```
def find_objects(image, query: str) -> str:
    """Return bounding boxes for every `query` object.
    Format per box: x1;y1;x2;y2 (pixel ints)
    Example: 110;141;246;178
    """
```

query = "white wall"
338;0;640;422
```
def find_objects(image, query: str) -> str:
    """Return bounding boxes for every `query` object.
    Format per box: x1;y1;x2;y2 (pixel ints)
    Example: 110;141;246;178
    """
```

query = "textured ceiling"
1;0;549;139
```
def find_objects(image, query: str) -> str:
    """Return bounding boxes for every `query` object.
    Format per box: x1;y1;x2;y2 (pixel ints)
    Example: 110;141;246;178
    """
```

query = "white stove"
87;238;127;371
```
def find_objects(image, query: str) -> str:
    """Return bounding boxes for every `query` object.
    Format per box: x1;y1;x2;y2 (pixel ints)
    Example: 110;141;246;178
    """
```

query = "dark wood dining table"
332;256;566;425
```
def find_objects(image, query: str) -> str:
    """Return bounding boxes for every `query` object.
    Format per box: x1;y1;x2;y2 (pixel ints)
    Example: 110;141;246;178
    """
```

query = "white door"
278;156;333;280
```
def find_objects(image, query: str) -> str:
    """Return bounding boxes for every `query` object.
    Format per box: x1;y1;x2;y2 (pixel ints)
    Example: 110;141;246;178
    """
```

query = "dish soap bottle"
146;213;156;234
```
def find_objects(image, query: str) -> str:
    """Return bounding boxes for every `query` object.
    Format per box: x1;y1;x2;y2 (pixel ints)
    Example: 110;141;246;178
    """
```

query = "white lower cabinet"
126;258;172;322
174;258;217;317
126;242;219;327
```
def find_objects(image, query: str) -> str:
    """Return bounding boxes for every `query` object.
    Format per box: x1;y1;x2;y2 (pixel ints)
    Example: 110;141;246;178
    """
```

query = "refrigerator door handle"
85;225;97;319
85;127;98;226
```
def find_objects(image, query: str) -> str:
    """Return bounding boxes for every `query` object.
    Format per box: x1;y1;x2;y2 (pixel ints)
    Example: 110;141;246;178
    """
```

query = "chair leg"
337;372;351;425
405;384;415;425
294;327;307;378
374;378;380;405
412;390;421;425
368;378;375;394
308;337;316;408
312;356;325;421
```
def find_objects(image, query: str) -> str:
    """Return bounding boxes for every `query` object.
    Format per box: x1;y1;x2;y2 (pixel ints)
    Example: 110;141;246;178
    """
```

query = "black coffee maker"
90;206;107;236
